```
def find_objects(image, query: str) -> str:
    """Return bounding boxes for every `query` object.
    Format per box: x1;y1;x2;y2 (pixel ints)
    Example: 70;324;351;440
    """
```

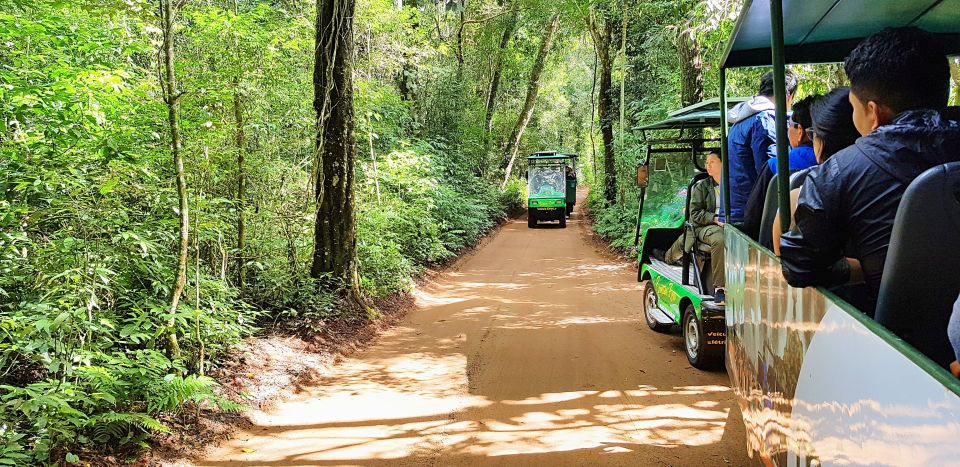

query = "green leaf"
65;453;80;463
100;177;119;194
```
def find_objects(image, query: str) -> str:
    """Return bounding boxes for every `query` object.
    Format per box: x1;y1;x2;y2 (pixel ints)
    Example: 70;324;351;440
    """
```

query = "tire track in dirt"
195;191;748;466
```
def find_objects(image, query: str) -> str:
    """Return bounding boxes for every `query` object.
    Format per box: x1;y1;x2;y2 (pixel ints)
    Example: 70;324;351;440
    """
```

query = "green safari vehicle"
527;151;577;228
633;98;742;370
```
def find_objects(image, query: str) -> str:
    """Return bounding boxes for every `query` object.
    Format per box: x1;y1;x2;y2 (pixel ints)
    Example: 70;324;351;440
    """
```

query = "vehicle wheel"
683;305;723;370
642;281;672;333
528;213;536;228
559;214;567;228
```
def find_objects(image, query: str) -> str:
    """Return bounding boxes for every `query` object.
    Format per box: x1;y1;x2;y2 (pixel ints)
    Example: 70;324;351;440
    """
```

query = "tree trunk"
590;12;616;204
483;12;517;147
950;57;960;106
233;84;246;292
455;7;466;75
160;0;186;358
311;0;364;306
589;47;598;181
500;12;560;189
676;27;704;107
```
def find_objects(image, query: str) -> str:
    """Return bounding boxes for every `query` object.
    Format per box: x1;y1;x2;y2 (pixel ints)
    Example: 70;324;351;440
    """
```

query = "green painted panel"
723;0;960;68
804;1;937;44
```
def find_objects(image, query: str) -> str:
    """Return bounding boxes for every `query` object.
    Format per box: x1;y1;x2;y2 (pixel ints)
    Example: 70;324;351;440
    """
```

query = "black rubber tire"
528;212;536;228
559;214;567;228
683;305;723;370
642;281;672;333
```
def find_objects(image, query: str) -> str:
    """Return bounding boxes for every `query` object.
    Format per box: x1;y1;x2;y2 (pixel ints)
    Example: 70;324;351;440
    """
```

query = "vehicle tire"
642;281;672;333
528;212;536;228
559;214;567;228
683;305;723;370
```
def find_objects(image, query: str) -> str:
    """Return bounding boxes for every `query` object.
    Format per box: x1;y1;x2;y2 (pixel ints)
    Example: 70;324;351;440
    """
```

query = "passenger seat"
875;162;960;368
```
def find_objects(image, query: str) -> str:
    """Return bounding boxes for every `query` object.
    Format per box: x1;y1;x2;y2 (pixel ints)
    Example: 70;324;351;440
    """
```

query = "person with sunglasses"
742;95;819;242
772;87;860;255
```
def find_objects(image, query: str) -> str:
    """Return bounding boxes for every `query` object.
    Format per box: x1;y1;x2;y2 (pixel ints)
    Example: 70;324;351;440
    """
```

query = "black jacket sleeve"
779;163;850;287
741;165;774;240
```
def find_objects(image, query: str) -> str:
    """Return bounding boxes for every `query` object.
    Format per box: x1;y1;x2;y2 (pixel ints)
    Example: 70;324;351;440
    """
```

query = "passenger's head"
809;87;860;164
788;95;816;148
759;70;799;107
705;151;722;183
844;27;950;136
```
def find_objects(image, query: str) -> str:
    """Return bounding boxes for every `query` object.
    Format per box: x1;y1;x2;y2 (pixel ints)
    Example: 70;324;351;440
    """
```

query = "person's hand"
951;361;960;378
846;257;864;284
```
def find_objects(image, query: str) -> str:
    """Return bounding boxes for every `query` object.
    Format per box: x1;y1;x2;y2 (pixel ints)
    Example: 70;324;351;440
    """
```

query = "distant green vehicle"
526;151;577;228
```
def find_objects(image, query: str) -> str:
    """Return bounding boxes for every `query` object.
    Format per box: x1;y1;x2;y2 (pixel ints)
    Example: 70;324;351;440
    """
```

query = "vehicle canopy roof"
527;151;577;160
636;97;748;131
722;0;960;69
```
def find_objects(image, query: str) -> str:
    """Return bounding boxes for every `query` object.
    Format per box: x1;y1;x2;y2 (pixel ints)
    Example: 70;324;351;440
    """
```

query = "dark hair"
844;27;949;114
707;149;721;161
758;70;798;98
790;95;816;130
810;87;860;161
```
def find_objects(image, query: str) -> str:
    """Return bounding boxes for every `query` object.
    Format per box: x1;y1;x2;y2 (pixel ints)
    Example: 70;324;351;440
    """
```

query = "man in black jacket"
780;27;960;318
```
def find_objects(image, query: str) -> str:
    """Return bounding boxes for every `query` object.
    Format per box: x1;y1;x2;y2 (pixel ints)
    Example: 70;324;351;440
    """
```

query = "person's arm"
772;188;802;256
779;165;850;287
689;180;716;227
752;113;778;175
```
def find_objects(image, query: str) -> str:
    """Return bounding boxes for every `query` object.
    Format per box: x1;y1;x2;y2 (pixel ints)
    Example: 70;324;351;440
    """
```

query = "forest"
3;0;959;464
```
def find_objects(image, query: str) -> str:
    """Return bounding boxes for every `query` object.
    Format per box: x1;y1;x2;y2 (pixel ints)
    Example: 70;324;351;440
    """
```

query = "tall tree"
501;11;561;188
232;1;248;293
311;0;364;306
950;57;960;106
160;0;187;357
676;25;704;107
588;9;616;203
483;11;518;148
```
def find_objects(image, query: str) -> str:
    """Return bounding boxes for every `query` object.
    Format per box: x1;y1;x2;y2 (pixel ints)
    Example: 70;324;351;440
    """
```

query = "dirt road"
198;196;748;466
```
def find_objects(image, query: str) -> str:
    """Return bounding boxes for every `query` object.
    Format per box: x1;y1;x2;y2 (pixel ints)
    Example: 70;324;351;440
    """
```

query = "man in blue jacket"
723;71;799;224
780;27;960;364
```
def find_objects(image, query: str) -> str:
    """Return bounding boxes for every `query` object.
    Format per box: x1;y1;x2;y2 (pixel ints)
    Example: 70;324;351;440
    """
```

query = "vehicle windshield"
527;165;565;198
639;154;698;232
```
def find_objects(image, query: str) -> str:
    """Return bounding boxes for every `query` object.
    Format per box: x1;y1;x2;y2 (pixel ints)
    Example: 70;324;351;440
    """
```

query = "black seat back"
682;172;712;292
758;167;817;250
790;166;815;190
758;177;779;250
875;162;960;367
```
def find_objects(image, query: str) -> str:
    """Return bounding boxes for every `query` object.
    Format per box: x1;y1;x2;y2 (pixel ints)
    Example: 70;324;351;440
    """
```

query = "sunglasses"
805;128;819;140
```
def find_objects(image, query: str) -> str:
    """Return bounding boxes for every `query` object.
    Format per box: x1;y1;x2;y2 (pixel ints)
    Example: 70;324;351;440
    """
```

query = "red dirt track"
197;192;748;466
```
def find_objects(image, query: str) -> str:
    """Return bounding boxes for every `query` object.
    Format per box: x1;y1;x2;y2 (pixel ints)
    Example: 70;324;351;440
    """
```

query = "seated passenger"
769;95;818;175
949;293;960;377
772;88;860;255
654;151;725;303
780;27;960;317
742;95;819;240
723;71;799;225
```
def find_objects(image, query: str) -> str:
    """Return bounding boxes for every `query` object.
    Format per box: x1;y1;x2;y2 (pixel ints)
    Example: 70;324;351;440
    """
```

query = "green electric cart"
633;98;743;369
527;152;577;228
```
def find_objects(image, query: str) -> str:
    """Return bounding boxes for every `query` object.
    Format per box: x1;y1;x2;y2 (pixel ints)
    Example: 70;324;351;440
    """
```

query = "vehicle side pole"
770;0;791;234
719;68;731;219
633;145;651;248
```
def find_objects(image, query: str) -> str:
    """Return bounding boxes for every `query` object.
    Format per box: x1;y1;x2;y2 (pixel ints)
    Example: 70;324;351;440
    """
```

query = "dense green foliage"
0;0;537;462
12;0;944;462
